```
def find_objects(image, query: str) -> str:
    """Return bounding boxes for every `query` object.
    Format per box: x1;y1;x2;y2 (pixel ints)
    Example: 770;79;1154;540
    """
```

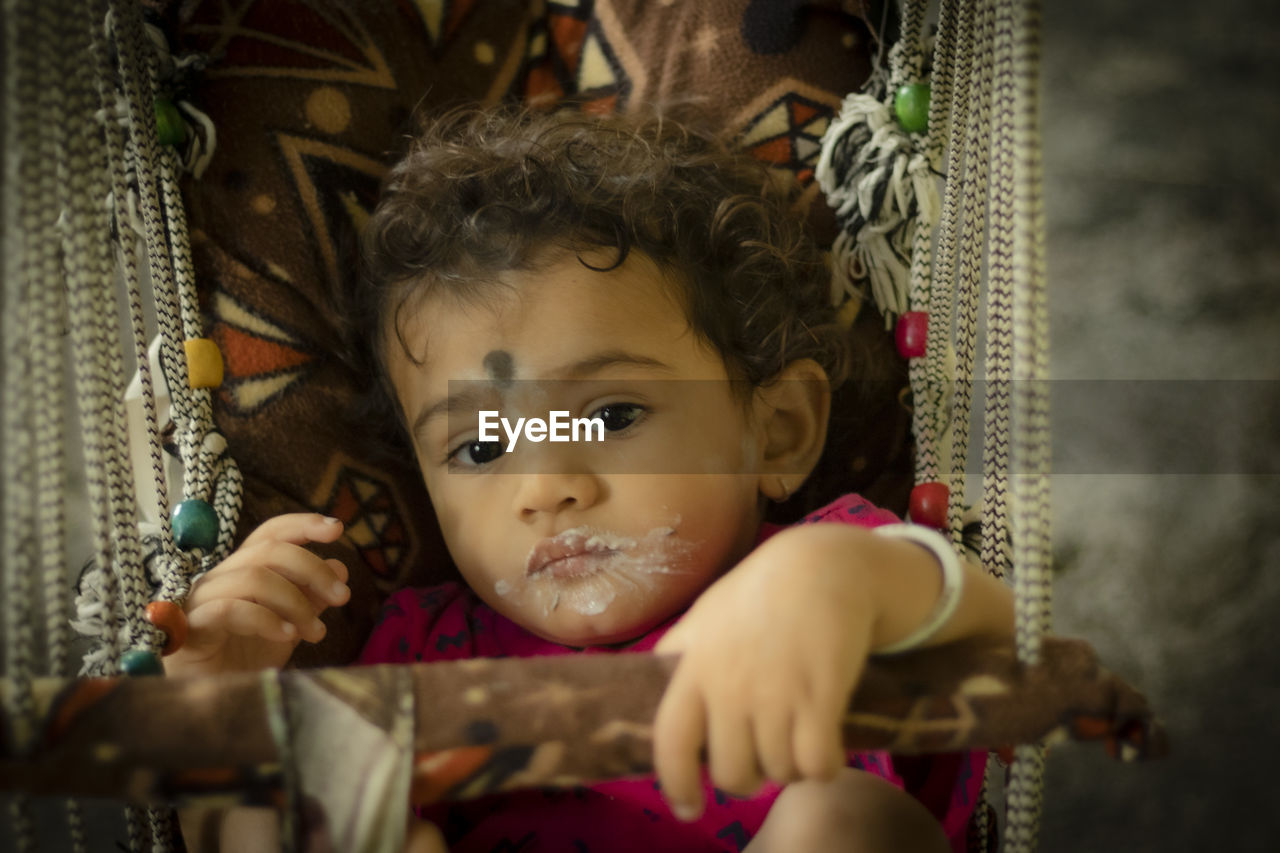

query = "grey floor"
5;0;1279;850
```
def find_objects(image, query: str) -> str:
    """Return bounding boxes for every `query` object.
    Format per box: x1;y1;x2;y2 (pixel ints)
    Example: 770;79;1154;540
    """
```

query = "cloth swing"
0;0;1167;851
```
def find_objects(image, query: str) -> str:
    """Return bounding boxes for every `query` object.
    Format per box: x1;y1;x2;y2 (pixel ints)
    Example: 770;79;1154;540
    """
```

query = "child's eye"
591;403;647;433
447;439;504;469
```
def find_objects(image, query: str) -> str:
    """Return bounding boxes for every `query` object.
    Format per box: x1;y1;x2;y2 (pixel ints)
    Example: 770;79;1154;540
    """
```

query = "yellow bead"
184;338;224;388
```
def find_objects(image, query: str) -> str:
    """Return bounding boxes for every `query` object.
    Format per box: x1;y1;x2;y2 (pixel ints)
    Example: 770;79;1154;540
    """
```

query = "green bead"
120;648;163;677
894;84;931;134
154;98;186;146
172;499;218;551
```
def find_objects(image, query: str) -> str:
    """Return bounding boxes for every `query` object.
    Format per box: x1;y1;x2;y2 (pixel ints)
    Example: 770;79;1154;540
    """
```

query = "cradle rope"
819;2;1055;848
1;1;44;846
93;2;182;585
908;0;962;489
110;0;242;587
947;0;996;545
1001;1;1052;844
58;0;160;678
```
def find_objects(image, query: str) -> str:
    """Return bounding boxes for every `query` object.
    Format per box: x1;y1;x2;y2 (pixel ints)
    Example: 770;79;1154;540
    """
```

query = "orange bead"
145;600;188;656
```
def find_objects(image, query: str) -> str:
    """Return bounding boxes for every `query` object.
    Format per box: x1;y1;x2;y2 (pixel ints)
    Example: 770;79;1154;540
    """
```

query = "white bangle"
872;523;965;654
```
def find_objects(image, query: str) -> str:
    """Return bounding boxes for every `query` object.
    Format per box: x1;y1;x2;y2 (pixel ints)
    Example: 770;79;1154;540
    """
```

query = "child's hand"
652;524;879;821
164;514;351;677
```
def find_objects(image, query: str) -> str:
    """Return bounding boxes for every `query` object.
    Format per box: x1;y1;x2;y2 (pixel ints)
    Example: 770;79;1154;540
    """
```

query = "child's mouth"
498;522;691;619
532;551;619;580
525;527;635;578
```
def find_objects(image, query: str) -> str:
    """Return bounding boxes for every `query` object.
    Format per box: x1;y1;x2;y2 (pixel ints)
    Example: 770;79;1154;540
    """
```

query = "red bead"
145;600;188;656
909;482;949;530
895;312;929;359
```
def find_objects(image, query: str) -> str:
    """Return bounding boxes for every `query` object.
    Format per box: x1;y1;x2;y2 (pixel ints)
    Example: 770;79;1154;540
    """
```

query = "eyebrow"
410;350;675;439
552;350;676;380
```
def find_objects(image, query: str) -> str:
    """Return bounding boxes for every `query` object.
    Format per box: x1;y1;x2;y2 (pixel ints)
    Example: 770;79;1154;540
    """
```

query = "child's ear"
749;358;831;500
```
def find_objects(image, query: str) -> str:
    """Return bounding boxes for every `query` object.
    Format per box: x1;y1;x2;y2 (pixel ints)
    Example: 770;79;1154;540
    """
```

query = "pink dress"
359;494;985;851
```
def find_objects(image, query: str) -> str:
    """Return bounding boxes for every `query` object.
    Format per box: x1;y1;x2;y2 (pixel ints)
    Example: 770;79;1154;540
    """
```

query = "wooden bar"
0;637;1167;806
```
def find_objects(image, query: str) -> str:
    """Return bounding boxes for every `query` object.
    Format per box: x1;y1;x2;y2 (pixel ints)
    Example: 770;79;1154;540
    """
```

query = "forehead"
385;250;708;385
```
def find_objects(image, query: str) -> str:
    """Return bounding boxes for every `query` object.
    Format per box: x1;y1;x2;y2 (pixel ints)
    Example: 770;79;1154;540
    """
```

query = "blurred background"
1037;0;1279;849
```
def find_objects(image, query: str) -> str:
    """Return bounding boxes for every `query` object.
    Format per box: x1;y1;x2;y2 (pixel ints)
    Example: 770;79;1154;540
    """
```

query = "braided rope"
3;0;52;750
979;0;1016;585
987;0;1051;847
46;6;101;850
1001;2;1051;844
158;143;244;576
93;0;181;578
1;3;44;846
909;0;965;489
105;3;238;848
110;0;242;595
1010;0;1053;656
886;2;1052;848
67;800;88;851
109;0;193;428
889;0;929;86
968;755;995;852
60;0;157;663
947;0;996;548
925;0;978;539
1004;744;1046;851
127;805;153;852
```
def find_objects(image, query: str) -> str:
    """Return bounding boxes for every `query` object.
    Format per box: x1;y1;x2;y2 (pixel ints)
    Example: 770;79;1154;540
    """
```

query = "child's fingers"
791;702;844;782
290;559;352;615
206;542;350;612
753;705;797;785
653;677;707;822
191;564;330;643
187;597;302;646
706;708;762;798
240;513;345;549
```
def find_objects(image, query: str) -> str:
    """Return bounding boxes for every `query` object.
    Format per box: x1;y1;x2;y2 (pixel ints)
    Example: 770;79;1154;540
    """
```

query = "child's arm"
163;513;351;679
652;522;1014;820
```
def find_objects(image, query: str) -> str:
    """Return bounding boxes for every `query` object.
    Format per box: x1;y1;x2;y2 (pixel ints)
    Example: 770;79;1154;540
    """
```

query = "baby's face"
385;250;770;646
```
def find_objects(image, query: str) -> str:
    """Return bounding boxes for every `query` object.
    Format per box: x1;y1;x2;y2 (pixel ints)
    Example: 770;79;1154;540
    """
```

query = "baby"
167;108;1014;852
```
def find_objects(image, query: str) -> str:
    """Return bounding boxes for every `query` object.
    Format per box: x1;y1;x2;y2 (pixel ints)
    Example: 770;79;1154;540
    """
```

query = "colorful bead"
154;98;186;146
145;600;188;656
894;84;930;134
120;648;163;677
184;338;224;389
171;499;218;551
895;311;928;359
909;482;949;530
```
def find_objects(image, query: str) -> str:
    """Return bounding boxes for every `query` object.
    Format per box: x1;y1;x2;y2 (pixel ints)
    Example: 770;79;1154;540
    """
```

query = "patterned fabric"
167;0;912;666
359;494;984;852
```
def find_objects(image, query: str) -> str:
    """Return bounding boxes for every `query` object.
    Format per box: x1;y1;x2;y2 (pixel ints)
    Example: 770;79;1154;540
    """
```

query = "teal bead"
894;84;931;134
172;499;218;551
154;98;186;146
120;648;163;677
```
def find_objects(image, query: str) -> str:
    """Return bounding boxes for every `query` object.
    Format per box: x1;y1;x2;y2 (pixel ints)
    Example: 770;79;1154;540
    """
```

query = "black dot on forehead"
483;349;515;386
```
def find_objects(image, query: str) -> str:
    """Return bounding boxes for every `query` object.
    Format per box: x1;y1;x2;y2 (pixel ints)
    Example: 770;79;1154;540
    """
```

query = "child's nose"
513;470;602;520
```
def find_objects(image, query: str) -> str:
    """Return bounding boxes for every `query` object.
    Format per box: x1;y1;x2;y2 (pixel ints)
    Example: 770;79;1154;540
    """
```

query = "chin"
526;612;655;649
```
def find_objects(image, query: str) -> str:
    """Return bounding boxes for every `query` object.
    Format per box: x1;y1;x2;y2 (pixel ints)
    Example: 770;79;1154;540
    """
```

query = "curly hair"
355;106;850;408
